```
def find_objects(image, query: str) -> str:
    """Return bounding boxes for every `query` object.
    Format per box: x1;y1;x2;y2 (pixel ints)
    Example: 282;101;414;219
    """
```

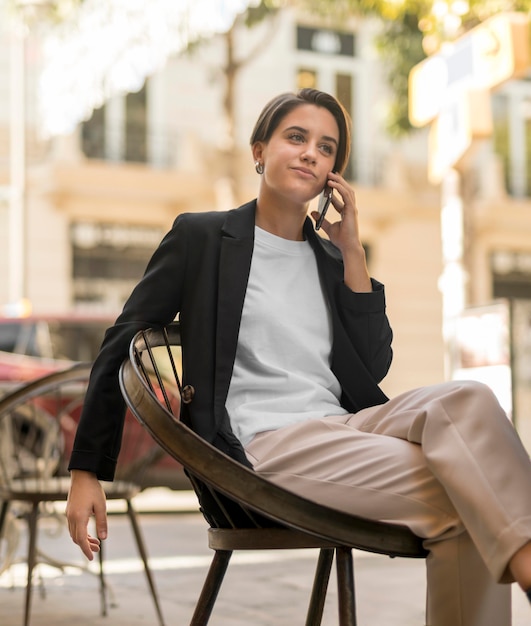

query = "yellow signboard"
409;12;529;128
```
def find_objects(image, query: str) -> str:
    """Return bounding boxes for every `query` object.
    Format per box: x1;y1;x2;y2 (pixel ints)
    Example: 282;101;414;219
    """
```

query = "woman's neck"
255;196;308;241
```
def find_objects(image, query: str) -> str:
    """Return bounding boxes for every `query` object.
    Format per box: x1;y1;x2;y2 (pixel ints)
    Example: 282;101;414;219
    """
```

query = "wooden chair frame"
119;323;428;626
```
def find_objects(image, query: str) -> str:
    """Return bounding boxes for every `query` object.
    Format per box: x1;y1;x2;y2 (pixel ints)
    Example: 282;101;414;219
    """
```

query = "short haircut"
250;88;352;175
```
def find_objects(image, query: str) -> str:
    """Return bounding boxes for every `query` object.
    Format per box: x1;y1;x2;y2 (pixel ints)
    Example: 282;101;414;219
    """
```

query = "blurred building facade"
1;7;531;434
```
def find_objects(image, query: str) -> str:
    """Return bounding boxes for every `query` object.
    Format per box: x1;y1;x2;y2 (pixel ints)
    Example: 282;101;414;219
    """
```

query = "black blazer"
69;200;392;481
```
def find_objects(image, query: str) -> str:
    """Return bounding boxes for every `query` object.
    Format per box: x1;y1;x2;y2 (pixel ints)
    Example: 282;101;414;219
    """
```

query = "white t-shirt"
226;226;348;446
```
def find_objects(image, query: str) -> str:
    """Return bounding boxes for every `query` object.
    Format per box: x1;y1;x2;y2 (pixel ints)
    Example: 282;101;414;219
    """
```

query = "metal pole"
439;168;467;379
8;27;27;309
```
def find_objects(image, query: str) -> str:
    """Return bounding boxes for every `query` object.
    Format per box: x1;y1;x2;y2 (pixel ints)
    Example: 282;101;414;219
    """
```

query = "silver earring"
255;161;264;175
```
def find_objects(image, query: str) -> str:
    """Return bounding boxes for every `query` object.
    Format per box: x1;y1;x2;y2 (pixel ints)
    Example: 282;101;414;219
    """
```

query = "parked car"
0;314;111;388
0;314;111;364
0;314;187;490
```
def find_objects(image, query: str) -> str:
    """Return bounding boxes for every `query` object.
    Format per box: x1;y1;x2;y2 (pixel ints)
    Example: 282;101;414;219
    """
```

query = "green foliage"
244;0;281;27
7;0;84;27
374;13;425;137
493;115;531;195
493;119;511;191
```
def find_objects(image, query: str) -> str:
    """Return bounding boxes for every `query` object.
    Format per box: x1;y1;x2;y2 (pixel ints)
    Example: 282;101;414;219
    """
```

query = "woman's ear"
252;142;264;163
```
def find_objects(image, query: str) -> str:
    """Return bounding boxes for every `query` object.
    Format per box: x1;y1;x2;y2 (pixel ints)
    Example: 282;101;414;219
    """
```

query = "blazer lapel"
305;220;389;410
214;201;256;419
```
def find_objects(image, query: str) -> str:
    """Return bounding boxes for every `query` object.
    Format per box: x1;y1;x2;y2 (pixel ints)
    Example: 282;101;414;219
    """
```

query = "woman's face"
253;103;339;206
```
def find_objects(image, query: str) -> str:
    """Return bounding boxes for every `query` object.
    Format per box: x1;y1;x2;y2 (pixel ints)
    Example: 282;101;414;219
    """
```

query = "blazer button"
181;385;195;404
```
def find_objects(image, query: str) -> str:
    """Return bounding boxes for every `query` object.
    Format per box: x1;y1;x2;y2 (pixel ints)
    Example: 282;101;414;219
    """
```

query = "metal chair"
119;323;428;626
0;363;166;626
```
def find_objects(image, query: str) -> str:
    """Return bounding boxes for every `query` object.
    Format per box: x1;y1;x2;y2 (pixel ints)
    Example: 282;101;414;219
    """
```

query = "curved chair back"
120;324;427;556
119;323;428;626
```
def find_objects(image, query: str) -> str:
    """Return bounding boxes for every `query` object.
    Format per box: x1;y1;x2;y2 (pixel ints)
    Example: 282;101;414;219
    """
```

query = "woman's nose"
301;144;317;164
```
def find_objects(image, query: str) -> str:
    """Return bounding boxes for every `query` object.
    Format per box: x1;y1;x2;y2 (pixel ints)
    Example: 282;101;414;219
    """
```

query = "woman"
67;88;531;625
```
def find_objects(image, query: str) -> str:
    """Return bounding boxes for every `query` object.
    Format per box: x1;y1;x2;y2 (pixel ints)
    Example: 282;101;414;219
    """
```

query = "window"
81;105;105;160
492;250;531;299
493;82;531;197
71;222;165;308
81;85;148;163
296;26;355;57
297;68;317;90
125;88;147;163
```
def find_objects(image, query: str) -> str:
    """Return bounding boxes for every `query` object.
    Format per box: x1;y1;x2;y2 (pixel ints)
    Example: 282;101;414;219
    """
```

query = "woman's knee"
434;379;507;423
437;379;496;403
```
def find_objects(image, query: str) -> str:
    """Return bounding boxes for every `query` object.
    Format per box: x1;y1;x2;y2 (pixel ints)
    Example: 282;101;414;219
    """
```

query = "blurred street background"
2;1;531;624
1;1;531;440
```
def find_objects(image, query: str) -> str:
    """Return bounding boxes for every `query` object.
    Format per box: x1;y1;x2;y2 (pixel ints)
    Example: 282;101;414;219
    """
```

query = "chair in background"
119;323;428;626
0;363;166;626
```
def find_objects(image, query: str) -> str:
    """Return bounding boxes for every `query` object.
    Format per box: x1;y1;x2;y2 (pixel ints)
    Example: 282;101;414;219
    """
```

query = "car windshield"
0;322;38;355
0;323;21;352
47;321;107;361
0;320;109;361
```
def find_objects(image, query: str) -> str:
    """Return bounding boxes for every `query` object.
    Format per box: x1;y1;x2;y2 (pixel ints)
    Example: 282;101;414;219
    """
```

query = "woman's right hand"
66;469;108;560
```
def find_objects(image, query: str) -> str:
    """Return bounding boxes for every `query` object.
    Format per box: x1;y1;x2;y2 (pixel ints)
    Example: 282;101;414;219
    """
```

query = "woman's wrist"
342;246;372;293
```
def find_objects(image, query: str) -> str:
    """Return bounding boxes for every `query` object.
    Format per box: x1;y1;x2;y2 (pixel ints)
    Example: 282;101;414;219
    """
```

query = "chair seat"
208;527;345;551
103;480;140;500
1;478;139;502
1;477;72;502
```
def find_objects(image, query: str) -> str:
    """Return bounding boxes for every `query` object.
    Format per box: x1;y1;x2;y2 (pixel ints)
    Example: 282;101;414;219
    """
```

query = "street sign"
428;88;493;184
409;12;530;128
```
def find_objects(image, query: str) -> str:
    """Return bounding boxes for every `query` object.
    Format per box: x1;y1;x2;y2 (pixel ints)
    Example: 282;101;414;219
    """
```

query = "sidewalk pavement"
1;489;529;625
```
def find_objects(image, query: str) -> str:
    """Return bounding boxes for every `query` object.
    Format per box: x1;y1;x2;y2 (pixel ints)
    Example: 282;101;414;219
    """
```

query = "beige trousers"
245;380;531;626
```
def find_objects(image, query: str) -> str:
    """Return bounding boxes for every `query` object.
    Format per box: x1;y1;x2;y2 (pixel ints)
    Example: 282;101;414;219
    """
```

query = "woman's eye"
320;144;334;155
288;133;304;143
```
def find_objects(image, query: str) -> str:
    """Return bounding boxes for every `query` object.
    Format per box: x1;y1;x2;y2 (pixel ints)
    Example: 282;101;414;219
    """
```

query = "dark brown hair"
250;88;352;175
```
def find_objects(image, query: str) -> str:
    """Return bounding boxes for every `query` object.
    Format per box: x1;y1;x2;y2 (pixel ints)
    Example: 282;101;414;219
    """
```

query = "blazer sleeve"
335;278;393;384
68;215;189;480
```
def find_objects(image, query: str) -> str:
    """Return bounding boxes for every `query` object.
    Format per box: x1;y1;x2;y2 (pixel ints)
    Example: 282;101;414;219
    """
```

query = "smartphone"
315;184;333;231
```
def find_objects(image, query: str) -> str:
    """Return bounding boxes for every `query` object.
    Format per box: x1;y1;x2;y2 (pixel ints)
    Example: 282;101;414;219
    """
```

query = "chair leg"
190;550;232;626
306;548;334;626
0;500;12;574
126;500;166;626
336;547;357;626
0;500;8;538
97;532;108;617
24;503;39;626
